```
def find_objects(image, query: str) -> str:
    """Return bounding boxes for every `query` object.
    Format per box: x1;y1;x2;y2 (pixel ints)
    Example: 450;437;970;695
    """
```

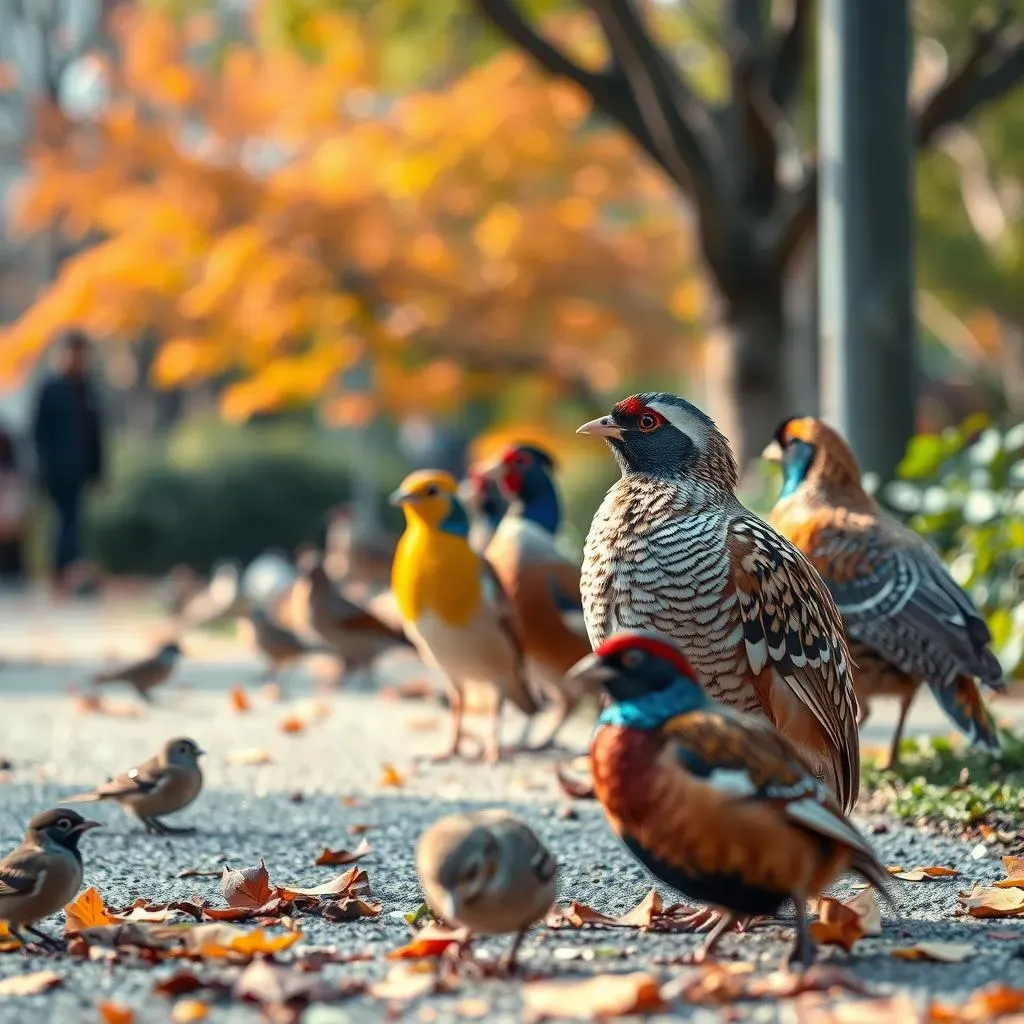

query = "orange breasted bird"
481;445;592;749
577;393;861;812
764;416;1004;768
390;470;540;762
575;631;893;967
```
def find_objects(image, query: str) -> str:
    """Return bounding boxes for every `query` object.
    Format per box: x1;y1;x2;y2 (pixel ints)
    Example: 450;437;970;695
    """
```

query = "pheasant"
577;393;860;812
764;416;1004;768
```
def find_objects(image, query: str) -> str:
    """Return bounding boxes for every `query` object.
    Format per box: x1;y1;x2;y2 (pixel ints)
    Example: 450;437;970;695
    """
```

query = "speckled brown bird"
66;737;204;836
764;416;1005;768
577;393;860;812
574;631;893;966
92;641;182;702
416;809;557;971
0;808;101;950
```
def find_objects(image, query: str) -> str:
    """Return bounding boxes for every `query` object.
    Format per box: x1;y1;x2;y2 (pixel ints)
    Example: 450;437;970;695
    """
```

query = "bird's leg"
527;689;577;753
134;685;154;704
430;692;466;762
693;911;736;963
25;925;64;952
674;906;720;932
143;817;168;836
885;693;915;771
150;817;195;835
484;695;506;763
499;929;527;975
513;714;533;751
787;896;817;971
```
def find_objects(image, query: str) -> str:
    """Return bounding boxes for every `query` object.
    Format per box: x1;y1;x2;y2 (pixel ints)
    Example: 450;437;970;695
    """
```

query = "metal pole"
818;0;917;481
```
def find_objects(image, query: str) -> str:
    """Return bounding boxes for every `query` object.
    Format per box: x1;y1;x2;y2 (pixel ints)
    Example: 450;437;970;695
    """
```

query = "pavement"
1;598;1024;1021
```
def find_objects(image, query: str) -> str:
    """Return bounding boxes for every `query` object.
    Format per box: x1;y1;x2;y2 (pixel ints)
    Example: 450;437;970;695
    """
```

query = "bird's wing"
93;654;160;684
325;590;408;642
0;848;47;899
728;515;860;810
797;509;1004;690
92;754;166;798
480;558;540;715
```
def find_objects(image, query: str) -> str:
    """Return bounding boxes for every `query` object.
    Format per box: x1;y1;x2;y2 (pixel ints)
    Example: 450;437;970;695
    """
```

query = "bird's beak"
761;439;783;463
388;488;412;507
74;820;103;834
195;748;206;757
439;891;459;925
565;651;618;689
576;416;624;440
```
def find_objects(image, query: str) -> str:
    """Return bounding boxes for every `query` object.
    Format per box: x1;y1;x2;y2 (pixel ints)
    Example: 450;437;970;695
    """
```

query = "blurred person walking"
31;329;105;593
0;420;27;585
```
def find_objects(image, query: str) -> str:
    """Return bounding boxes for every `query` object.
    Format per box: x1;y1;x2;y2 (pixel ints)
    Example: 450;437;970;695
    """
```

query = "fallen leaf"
278;715;305;734
745;966;874;1000
930;984;1024;1021
522;972;665;1020
380;763;404;788
370;964;444;1002
891;941;977;963
170;1001;208;1023
388;925;462;960
796;993;921;1023
65;886;117;933
320;897;382;921
0;970;62;995
153;971;232;998
279;867;370;900
221;860;274;909
199;928;301;959
226;748;273;766
234;958;323;1008
667;963;752;1004
548;889;680;931
843;888;882;937
0;922;20;953
97;1004;134;1024
314;838;371;866
176;868;223;880
555;763;595;800
809;897;868;952
229;687;251;712
959;884;1024;918
889;865;959;881
261;683;282;703
455;997;490;1019
994;856;1024;889
74;922;177;951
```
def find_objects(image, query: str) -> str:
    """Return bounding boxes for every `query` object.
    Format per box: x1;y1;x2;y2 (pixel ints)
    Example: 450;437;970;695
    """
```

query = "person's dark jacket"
31;373;105;487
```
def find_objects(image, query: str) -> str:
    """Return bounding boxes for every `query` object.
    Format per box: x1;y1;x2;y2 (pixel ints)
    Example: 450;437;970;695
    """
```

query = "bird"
157;564;204;618
245;606;324;688
576;393;861;813
0;808;102;950
65;737;204;836
416;809;557;972
460;466;509;555
288;548;414;684
242;550;298;611
92;640;183;702
572;630;893;967
325;504;399;592
763;416;1005;768
480;444;592;748
179;559;246;629
390;469;540;762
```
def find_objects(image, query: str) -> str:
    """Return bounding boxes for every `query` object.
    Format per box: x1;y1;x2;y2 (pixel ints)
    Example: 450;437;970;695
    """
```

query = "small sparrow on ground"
92;641;183;702
0;808;102;950
416;810;557;971
66;737;204;836
246;607;325;688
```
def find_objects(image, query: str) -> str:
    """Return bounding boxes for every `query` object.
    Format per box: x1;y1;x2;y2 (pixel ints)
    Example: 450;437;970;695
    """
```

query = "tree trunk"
701;292;788;475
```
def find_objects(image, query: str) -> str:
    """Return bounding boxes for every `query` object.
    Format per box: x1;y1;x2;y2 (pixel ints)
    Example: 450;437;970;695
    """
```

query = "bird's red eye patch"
612;398;666;433
595;633;698;680
614;395;647;417
501;447;530;470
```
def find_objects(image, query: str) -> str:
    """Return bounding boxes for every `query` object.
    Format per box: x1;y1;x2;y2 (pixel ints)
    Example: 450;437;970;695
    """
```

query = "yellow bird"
390;469;539;763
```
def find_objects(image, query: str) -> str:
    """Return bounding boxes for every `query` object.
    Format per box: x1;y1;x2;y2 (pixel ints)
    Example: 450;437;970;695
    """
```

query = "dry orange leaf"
380;763;404;788
226;748;273;766
170;1001;208;1024
891;941;977;963
0;970;62;995
549;888;672;931
278;866;369;900
522;972;665;1021
387;925;462;960
809;897;867;952
199;929;301;959
220;860;275;909
229;687;251;712
369;964;441;1002
0;921;20;953
314;838;371;866
994;856;1024;889
98;1004;134;1024
930;985;1024;1022
65;887;117;934
888;865;960;881
278;715;305;734
959;884;1024;918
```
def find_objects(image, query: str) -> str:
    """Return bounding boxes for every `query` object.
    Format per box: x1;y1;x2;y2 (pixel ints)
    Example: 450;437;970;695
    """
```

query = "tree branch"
769;0;812;110
731;46;780;217
916;13;1024;147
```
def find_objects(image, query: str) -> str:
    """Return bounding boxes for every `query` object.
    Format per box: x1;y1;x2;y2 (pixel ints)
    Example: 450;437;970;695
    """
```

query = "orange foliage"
0;7;699;417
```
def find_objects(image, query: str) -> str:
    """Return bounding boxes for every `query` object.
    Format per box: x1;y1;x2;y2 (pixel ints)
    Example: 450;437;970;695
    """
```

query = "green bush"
85;418;410;575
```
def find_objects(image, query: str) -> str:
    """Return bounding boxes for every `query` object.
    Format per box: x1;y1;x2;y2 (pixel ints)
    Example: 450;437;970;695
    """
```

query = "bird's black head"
577;393;736;488
27;808;102;851
493;444;556;501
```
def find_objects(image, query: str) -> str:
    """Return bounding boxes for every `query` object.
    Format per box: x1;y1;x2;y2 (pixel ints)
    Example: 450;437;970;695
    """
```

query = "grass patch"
861;730;1024;833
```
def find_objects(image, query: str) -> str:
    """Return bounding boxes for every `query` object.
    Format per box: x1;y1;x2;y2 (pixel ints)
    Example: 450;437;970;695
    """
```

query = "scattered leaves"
320;897;382;921
199;929;301;959
522;973;665;1021
278;867;370;900
278;715;306;734
221;860;274;909
888;865;960;881
0;922;20;953
370;964;448;1003
314;838;371;866
0;970;62;995
995;856;1024;888
891;941;977;963
809;897;869;952
379;763;404;788
97;1004;134;1024
65;886;117;934
959;884;1024;917
929;985;1024;1021
388;925;462;960
170;1001;208;1023
226;748;273;766
229;687;251;712
548;888;693;932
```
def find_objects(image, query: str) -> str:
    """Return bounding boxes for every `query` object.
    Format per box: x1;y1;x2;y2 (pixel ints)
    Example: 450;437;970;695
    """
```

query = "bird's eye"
56;818;72;831
622;650;644;669
424;485;437;497
637;412;660;432
512;453;529;469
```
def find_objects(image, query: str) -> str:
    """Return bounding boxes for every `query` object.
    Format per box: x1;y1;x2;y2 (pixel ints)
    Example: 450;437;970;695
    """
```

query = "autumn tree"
470;0;1024;464
0;4;701;427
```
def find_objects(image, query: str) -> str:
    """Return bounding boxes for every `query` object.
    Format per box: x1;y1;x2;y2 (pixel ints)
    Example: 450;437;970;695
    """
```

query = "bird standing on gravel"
482;445;592;749
577;393;860;812
0;808;101;950
92;640;182;703
416;809;557;972
66;737;204;836
390;470;539;762
246;606;324;689
764;416;1005;768
573;631;893;967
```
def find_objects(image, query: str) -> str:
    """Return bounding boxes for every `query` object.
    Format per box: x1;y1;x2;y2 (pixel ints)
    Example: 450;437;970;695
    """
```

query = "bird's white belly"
407;608;516;691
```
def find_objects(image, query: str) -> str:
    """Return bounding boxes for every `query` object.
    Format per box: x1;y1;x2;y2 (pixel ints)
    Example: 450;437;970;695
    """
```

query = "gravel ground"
1;645;1024;1022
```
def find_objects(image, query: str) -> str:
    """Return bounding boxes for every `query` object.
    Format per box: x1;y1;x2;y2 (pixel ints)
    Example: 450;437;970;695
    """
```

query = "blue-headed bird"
480;445;592;749
390;470;539;762
572;630;893;967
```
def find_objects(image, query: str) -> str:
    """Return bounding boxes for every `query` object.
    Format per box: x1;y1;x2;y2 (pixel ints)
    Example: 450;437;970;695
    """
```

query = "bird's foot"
672;907;721;934
24;928;64;953
153;821;195;835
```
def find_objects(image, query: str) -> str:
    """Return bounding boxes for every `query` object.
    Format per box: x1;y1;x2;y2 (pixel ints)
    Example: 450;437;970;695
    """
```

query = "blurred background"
0;0;1020;676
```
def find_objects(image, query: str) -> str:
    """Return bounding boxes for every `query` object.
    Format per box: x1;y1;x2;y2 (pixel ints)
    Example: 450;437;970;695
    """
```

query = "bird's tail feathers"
930;675;1001;754
851;853;901;916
